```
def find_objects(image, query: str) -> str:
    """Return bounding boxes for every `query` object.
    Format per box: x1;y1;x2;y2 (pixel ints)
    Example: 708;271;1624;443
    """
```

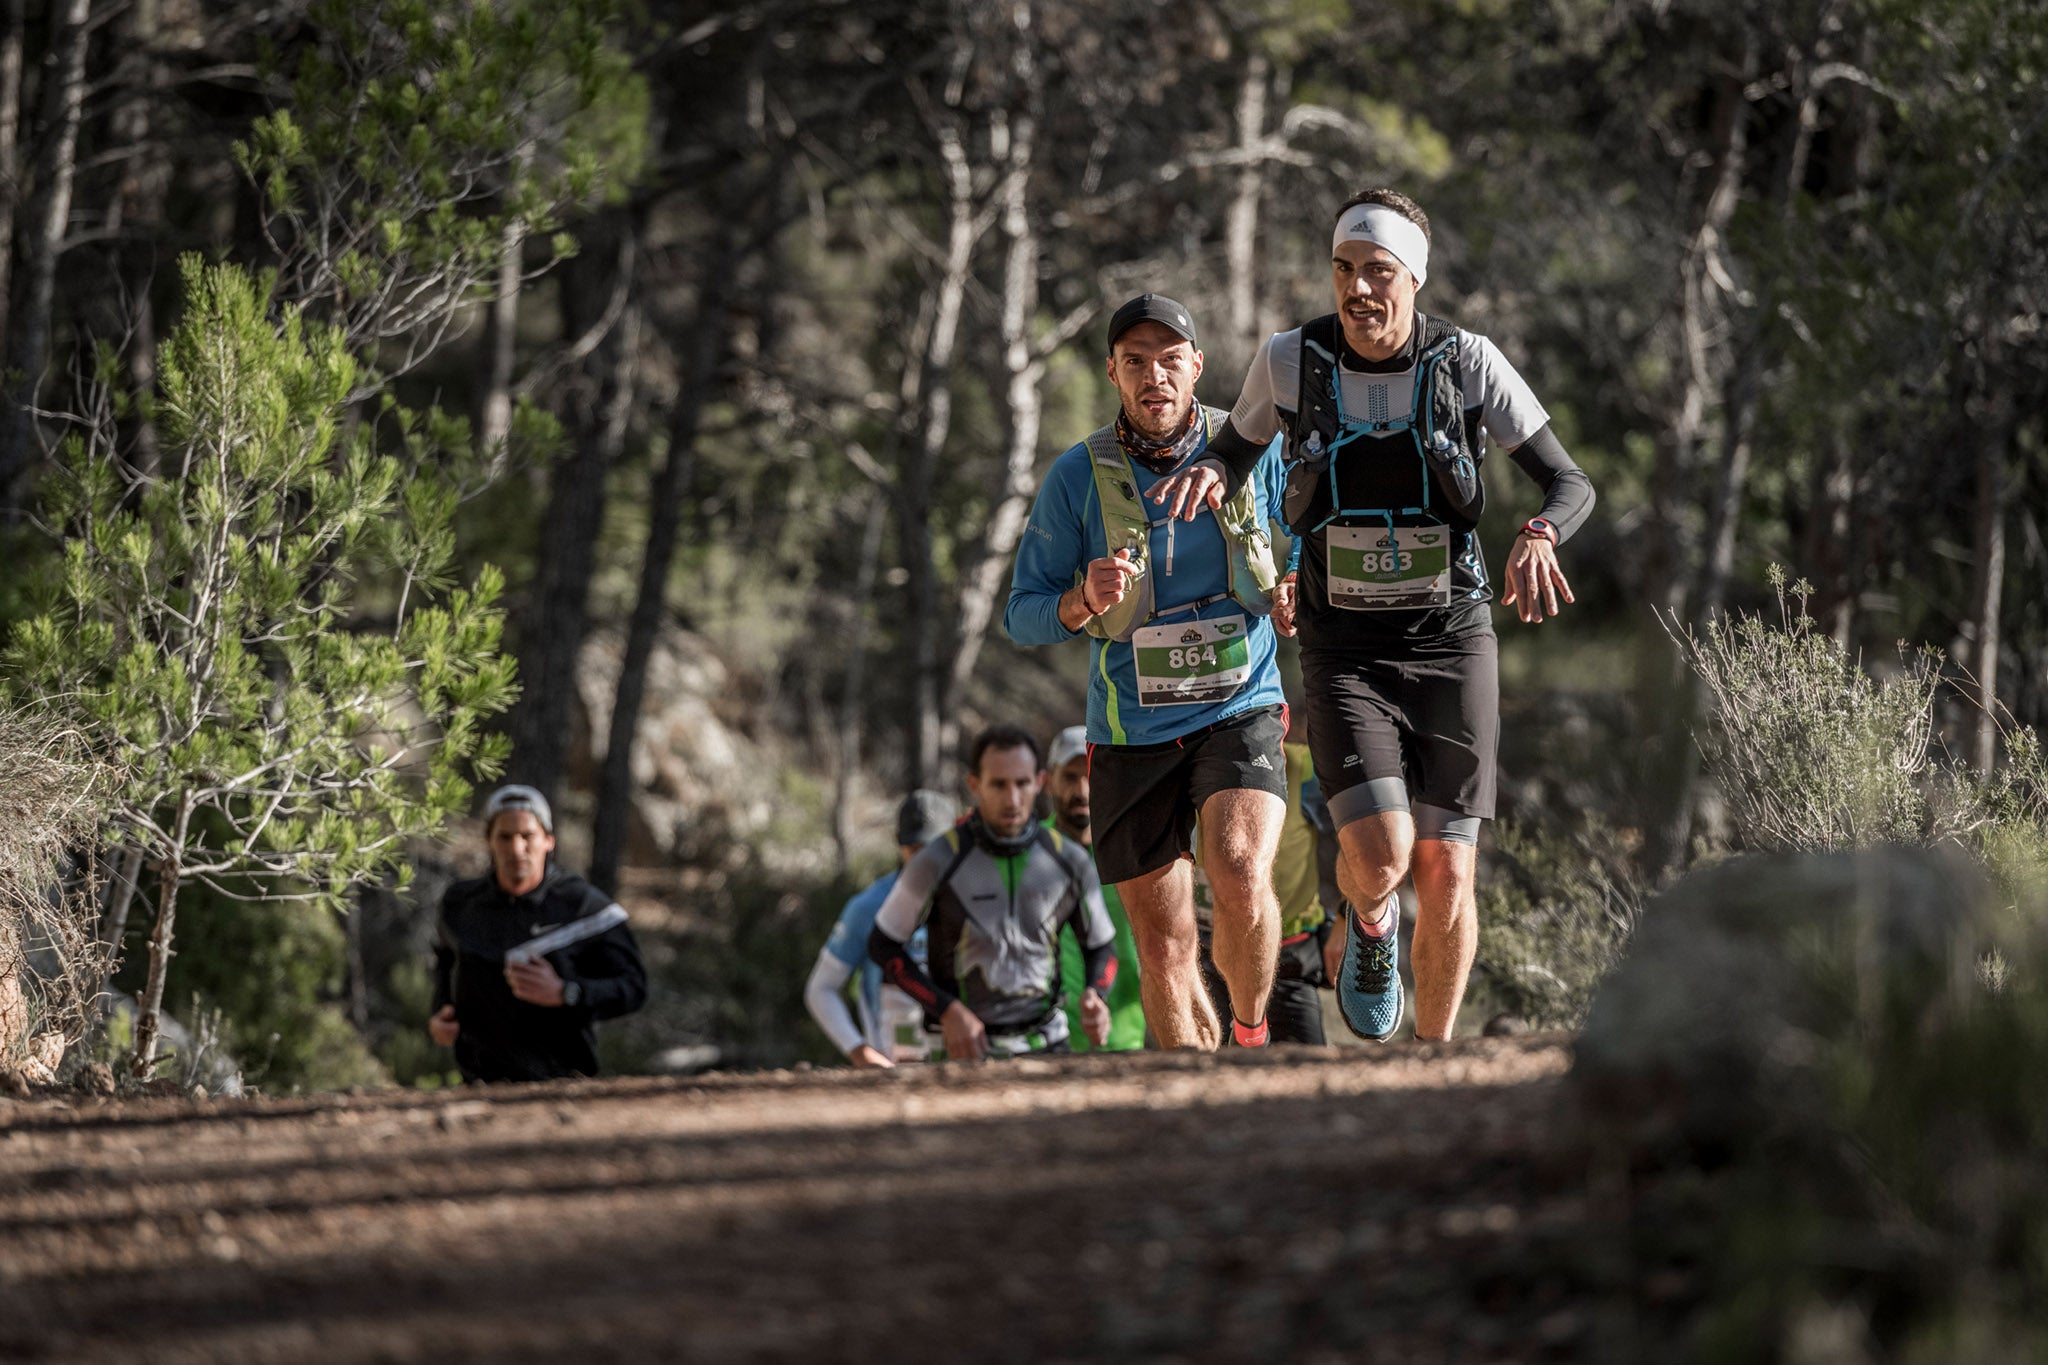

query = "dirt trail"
0;1037;1617;1363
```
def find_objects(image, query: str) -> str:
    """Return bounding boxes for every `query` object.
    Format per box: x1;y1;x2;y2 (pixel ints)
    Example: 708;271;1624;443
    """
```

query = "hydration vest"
1278;313;1484;537
1079;405;1279;644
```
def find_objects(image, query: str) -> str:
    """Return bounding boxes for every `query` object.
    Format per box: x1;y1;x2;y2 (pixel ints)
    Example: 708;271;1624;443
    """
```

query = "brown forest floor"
0;1037;1647;1363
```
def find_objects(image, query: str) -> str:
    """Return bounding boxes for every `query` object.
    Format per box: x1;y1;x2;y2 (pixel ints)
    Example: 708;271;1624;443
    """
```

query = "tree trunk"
1803;428;1857;648
1639;36;1756;880
588;226;738;893
0;0;92;501
476;190;529;464
1223;51;1268;371
1963;386;2011;774
110;0;168;476
899;117;977;787
831;492;888;877
502;216;638;806
0;0;26;356
131;800;191;1078
942;40;1042;758
99;844;144;950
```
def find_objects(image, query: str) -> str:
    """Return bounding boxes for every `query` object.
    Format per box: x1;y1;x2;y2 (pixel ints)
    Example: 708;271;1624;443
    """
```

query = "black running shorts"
1089;704;1289;886
1302;631;1499;826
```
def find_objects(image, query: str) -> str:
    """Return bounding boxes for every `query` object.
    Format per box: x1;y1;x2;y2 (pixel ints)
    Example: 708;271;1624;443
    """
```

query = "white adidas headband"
1332;205;1429;289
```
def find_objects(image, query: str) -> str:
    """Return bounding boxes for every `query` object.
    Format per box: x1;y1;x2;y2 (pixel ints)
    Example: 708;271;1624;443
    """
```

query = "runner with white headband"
1148;188;1596;1044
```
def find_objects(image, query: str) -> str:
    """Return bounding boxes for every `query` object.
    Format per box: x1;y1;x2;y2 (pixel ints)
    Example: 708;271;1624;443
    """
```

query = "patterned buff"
1114;405;1203;476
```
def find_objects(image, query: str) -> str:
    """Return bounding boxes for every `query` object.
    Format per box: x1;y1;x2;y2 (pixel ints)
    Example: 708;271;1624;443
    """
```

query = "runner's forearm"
803;951;866;1056
1506;424;1595;542
1055;582;1098;632
1203;419;1269;500
866;926;956;1018
1081;938;1118;997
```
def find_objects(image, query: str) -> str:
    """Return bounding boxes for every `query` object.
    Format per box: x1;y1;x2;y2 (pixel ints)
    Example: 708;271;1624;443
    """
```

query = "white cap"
484;784;553;833
1047;726;1089;772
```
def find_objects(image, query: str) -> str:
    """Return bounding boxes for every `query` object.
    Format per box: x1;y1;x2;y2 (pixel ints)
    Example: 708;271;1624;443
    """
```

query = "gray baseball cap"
1046;725;1089;772
895;789;958;847
484;784;553;833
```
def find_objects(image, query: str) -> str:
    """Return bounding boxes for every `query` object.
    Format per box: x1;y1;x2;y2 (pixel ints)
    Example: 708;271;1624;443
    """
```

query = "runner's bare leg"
1198;788;1285;1029
1334;811;1412;917
1116;859;1220;1050
1409;839;1478;1040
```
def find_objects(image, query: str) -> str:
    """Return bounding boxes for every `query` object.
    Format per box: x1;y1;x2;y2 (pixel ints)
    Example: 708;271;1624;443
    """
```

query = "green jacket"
1052;820;1146;1050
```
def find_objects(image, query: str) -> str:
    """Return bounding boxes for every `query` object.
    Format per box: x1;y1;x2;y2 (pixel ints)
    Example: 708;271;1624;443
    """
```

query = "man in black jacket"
429;785;648;1082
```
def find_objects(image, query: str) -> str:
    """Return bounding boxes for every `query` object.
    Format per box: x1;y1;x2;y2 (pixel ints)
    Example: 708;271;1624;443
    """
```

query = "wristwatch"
560;979;583;1008
1520;517;1557;546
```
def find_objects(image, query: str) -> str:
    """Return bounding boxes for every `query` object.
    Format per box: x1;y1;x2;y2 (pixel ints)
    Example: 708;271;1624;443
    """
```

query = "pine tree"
7;257;516;1077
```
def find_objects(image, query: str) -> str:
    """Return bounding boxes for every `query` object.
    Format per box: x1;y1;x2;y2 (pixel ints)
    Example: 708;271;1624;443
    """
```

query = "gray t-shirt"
1222;320;1557;646
1227;325;1551;451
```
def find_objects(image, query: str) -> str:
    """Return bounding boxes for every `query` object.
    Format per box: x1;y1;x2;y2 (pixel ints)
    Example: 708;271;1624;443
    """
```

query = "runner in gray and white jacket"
868;725;1117;1060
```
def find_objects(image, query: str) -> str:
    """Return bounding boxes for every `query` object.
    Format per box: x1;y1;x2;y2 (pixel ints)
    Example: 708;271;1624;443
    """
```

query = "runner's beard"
1123;392;1193;444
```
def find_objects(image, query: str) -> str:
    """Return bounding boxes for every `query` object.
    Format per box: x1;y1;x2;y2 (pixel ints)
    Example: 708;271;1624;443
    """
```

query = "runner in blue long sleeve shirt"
1000;294;1299;1052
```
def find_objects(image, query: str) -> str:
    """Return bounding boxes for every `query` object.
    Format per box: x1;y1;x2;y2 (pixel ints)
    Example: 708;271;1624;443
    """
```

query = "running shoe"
1337;894;1403;1042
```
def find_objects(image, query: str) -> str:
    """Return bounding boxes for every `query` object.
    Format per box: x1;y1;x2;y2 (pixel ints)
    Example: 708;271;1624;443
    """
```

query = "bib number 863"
1359;550;1413;573
1168;645;1218;669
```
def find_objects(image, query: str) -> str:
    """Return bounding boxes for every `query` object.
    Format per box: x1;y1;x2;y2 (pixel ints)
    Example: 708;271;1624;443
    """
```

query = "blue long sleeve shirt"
1005;423;1294;747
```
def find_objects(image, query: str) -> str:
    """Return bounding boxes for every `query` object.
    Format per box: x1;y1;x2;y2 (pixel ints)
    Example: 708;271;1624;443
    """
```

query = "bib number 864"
1359;550;1413;573
1168;645;1218;669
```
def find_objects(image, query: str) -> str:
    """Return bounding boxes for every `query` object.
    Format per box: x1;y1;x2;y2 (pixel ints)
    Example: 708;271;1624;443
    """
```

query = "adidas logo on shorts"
1250;753;1273;770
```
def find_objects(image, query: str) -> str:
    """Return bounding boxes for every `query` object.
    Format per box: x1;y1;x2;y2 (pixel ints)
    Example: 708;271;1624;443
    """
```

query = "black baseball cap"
1107;294;1197;353
895;789;958;847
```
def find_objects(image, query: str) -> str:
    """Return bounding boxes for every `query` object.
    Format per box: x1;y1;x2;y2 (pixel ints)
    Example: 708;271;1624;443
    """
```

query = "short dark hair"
967;723;1041;776
1335;188;1430;243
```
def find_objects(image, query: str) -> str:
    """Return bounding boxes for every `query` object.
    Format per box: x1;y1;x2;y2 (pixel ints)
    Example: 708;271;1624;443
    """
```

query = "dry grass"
0;709;114;1082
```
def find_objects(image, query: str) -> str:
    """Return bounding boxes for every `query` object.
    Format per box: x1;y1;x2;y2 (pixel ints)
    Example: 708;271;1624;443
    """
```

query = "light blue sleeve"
1004;449;1092;647
822;873;894;966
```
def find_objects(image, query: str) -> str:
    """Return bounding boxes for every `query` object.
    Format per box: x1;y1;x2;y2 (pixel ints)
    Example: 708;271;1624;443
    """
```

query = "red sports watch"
1520;517;1557;546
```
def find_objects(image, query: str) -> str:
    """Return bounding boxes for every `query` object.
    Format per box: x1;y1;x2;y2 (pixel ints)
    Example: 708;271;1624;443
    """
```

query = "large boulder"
1575;846;1996;1149
572;625;857;876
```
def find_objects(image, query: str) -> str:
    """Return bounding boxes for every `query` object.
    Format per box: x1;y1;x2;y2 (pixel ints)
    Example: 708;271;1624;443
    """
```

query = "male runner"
803;790;958;1068
1005;295;1297;1050
429;785;647;1082
867;726;1115;1059
1151;189;1594;1041
1045;725;1147;1050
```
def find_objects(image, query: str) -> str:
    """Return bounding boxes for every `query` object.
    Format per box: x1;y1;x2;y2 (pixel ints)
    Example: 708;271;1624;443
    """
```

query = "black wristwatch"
1520;517;1557;546
560;979;583;1008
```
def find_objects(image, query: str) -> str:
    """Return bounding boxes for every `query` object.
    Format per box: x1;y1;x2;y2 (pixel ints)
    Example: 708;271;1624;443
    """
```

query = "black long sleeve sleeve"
566;923;648;1020
1202;418;1271;500
1506;423;1596;542
1080;936;1118;998
867;924;956;1018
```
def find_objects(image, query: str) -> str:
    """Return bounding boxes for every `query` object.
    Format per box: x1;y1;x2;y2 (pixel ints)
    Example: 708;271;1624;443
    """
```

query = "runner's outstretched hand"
1273;573;1298;638
1501;533;1576;624
1080;988;1111;1047
1147;459;1226;522
940;1000;988;1061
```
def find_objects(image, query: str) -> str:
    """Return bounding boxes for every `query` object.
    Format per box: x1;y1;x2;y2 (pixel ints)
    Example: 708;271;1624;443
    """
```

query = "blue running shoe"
1337;895;1403;1042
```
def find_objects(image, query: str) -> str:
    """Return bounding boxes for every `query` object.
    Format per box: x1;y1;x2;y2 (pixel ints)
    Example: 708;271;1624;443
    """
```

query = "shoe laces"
1351;936;1394;994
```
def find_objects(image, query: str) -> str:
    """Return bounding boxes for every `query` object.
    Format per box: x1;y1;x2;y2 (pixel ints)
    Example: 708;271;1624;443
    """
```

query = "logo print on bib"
1415;532;1442;546
1180;628;1203;645
1215;622;1239;636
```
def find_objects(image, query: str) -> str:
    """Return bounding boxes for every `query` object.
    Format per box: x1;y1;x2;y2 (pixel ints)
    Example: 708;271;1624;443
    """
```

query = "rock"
1574;846;1994;1151
1483;1013;1531;1037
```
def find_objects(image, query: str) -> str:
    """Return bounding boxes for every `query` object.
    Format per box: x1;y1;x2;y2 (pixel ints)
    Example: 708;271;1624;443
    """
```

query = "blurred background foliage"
0;0;2040;1096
